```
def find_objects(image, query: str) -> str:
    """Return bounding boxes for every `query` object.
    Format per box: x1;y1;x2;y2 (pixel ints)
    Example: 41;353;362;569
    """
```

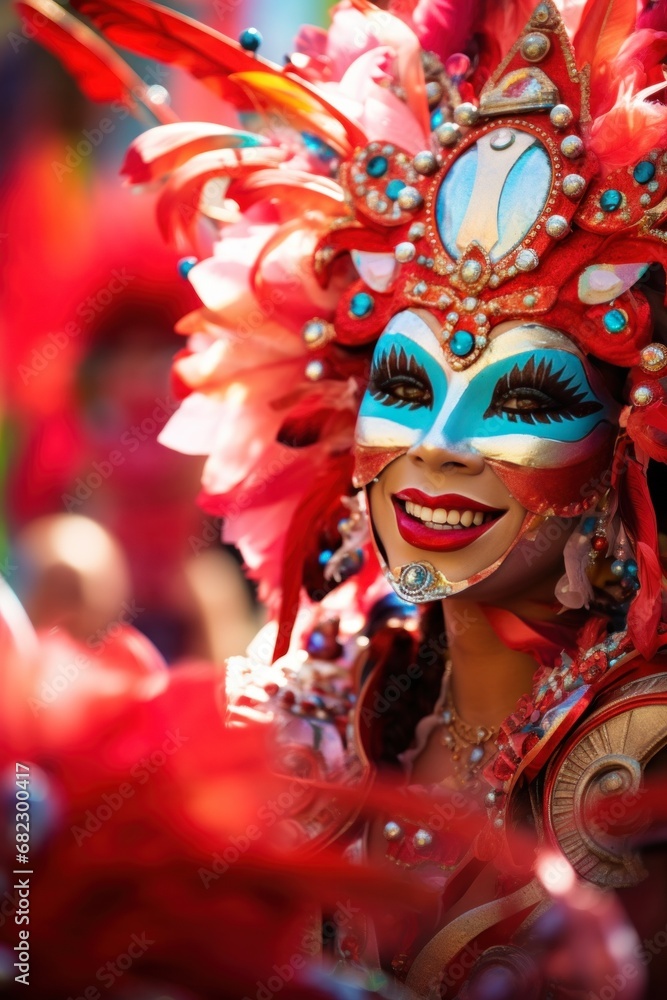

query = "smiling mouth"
392;490;506;553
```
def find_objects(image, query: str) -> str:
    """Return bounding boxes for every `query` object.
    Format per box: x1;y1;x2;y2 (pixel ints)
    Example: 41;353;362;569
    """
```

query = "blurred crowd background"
0;0;334;667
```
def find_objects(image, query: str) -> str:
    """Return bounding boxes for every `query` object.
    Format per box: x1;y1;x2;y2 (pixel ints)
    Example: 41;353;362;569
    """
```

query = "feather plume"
153;147;286;248
229;72;360;156
231;171;345;219
411;0;482;62
474;0;545;83
346;0;430;138
336;48;430;150
637;0;667;30
573;0;637;108
15;0;177;123
121;123;269;185
70;0;277;105
273;454;355;661
589;82;667;171
70;0;368;148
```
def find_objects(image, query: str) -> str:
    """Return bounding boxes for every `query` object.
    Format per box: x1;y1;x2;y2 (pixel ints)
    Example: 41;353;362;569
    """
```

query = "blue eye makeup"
356;316;613;465
445;349;608;444
368;344;433;410
359;332;447;433
483;355;604;425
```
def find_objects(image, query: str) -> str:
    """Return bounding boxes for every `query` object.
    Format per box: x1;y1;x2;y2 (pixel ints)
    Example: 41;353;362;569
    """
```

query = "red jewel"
592;535;607;552
340;934;361;963
493;753;515;782
475;824;502;861
280;690;296;707
540;688;556;709
264;683;280;697
522;732;540;755
391;953;410;977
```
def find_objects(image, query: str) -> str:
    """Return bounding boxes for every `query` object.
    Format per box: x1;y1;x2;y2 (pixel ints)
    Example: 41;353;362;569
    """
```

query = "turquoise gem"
404;564;430;588
603;308;627;333
625;558;638;577
600;189;622;212
633;161;655;184
611;559;625;577
239;27;262;51
302;132;337;162
449;330;475;357
177;256;197;279
350;292;374;318
386;179;406;201
581;516;596;535
430;108;444;129
366;155;388;178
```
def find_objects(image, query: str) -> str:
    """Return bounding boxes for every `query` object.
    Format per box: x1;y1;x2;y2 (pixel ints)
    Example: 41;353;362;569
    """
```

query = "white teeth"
403;501;493;529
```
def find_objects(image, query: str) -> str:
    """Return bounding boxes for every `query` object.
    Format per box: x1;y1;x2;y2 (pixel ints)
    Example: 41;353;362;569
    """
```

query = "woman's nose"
407;435;485;485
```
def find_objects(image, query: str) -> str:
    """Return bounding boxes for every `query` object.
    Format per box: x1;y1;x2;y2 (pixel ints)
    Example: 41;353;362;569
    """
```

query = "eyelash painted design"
369;344;433;410
484;357;603;424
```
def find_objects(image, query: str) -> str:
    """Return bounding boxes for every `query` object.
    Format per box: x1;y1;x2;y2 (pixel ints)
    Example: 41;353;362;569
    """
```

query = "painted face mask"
355;309;619;600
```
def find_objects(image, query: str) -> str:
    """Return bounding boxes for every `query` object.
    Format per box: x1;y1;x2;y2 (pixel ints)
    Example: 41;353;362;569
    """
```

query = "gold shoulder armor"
543;673;667;888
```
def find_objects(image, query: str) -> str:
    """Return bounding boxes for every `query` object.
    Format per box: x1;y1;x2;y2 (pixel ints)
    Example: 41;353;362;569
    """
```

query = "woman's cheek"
486;429;616;516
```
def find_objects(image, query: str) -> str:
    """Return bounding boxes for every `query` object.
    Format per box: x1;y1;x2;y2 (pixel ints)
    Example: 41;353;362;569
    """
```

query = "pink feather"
342;0;430;139
338;48;429;151
121;123;270;184
153;147;286;248
411;0;483;62
637;0;667;30
589;85;667;172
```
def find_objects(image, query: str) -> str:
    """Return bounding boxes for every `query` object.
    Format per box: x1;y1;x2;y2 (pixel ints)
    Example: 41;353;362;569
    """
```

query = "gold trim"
404;878;546;996
546;673;667;887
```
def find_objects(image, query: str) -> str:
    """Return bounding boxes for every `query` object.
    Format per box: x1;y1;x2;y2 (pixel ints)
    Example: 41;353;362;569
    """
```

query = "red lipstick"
392;490;506;553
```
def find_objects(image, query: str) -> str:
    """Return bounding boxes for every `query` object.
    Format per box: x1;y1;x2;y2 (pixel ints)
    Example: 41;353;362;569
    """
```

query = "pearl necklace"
440;663;498;791
382;663;497;865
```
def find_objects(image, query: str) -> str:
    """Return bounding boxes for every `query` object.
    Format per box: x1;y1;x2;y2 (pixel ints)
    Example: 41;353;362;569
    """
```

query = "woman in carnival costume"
16;0;667;995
